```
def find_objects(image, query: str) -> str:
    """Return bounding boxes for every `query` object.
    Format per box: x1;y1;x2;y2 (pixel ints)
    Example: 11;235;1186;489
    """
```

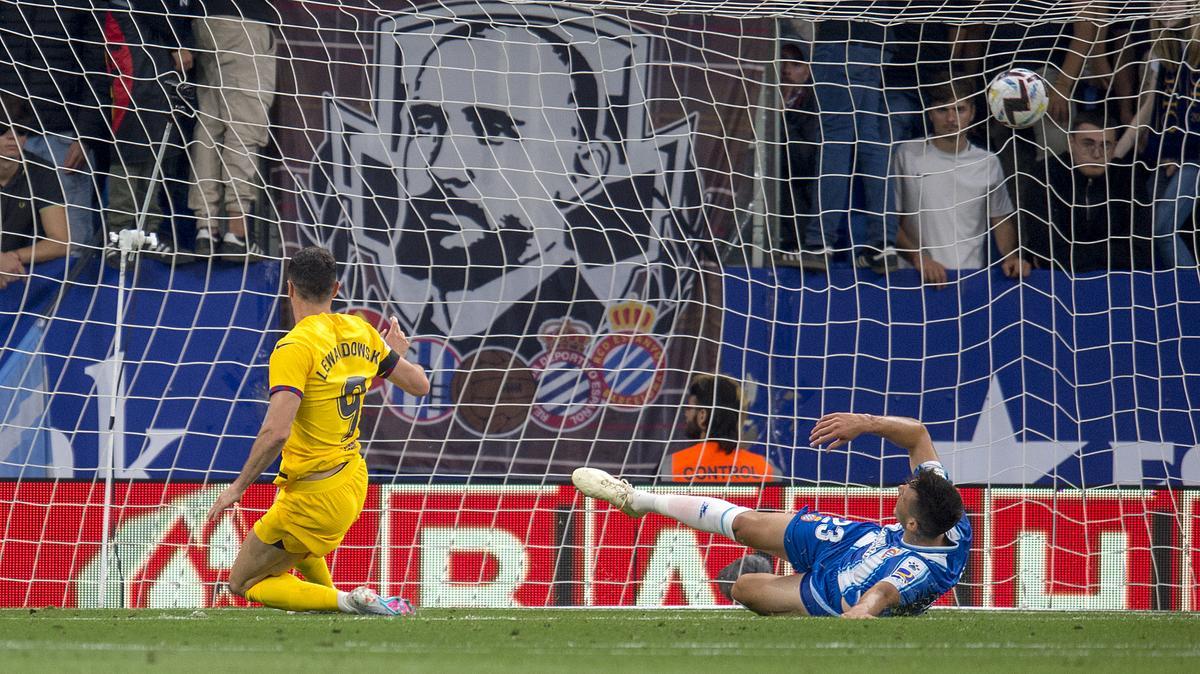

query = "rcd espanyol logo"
387;335;461;425
588;301;666;410
530;318;604;432
345;306;461;425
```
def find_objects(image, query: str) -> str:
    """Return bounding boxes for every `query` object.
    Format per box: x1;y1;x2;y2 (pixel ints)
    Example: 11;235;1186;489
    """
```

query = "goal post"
1;0;1199;611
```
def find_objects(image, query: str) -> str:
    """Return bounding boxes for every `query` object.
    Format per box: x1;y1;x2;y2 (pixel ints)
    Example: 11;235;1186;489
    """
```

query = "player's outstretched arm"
842;580;901;619
810;413;938;472
380;316;431;396
387;358;430;396
206;392;301;521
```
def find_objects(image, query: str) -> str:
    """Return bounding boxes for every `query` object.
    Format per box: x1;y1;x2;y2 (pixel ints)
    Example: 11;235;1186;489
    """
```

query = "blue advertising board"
0;258;280;479
720;267;1200;487
5;260;1200;487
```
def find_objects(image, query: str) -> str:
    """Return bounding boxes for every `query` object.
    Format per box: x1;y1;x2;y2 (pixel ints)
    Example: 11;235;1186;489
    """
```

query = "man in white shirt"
892;80;1028;285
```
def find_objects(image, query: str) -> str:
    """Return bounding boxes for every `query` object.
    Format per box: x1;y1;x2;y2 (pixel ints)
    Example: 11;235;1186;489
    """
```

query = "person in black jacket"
0;0;110;253
1022;110;1153;273
103;0;195;265
774;43;834;272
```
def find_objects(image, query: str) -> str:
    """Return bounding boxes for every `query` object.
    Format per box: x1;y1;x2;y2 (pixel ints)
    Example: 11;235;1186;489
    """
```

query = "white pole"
97;228;157;609
96;121;173;608
97;245;124;609
748;21;781;268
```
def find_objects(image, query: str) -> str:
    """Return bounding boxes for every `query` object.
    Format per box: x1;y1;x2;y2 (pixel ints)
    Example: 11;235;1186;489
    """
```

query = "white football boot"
571;467;643;518
346;586;413;617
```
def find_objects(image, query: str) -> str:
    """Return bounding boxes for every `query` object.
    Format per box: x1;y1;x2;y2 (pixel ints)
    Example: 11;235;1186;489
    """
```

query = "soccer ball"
986;68;1050;129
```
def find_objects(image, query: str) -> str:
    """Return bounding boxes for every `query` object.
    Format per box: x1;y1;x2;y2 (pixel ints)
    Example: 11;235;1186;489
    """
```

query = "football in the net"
986;68;1050;129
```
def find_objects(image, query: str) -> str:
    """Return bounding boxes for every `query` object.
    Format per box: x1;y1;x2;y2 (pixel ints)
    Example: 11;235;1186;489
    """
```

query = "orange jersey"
268;313;399;479
663;441;778;483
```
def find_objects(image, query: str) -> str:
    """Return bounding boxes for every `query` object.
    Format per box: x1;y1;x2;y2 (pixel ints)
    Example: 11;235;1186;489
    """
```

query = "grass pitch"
1;609;1196;673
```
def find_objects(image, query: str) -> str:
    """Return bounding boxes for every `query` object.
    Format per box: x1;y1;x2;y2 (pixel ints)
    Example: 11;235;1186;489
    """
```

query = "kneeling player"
573;413;968;618
206;247;431;615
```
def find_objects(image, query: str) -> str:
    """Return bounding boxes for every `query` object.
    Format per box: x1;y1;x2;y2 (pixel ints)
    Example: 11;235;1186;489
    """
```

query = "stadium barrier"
2;482;1194;611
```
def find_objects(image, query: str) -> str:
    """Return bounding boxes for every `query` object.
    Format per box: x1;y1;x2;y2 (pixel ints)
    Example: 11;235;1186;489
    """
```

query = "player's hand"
841;606;877;620
380;316;412;355
206;485;244;522
810;413;873;450
1001;254;1030;279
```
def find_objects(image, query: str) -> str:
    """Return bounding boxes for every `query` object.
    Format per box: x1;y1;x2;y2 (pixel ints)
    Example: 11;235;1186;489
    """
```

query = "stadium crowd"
2;4;1199;296
775;17;1200;279
0;0;278;285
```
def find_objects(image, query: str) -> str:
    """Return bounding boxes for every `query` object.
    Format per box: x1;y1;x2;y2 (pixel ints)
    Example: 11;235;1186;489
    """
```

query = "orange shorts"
252;454;367;557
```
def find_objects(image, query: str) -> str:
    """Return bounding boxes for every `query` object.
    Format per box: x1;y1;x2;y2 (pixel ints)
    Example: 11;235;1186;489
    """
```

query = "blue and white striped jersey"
805;463;971;616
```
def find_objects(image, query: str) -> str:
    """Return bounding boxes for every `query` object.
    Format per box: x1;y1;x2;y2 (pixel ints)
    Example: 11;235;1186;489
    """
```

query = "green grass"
1;609;1197;673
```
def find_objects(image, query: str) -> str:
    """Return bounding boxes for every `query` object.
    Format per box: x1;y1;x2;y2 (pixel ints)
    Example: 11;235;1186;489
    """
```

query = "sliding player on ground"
206;246;431;615
573;413;968;618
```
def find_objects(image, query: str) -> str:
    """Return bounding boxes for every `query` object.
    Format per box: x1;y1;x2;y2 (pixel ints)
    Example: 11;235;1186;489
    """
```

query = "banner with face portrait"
284;1;757;475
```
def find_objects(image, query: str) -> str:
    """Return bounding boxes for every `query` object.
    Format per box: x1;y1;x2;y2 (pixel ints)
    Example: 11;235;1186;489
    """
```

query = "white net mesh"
0;0;1198;611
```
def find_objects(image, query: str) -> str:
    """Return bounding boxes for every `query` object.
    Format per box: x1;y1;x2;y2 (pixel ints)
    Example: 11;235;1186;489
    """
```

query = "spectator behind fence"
1024;111;1152;274
1114;17;1200;269
0;94;70;290
952;21;1102;126
1071;22;1144;126
809;20;899;273
658;374;780;484
189;0;280;262
952;21;1103;177
104;0;196;266
774;43;828;271
0;0;110;253
892;79;1026;286
885;22;953;145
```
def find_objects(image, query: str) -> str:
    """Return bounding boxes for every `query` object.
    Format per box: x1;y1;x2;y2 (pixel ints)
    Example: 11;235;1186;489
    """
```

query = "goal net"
1;0;1198;611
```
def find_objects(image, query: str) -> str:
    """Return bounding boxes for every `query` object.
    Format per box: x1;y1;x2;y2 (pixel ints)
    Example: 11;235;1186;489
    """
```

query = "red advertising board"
378;485;576;607
586;486;777;606
0;483;1194;611
988;490;1166;610
1186;492;1200;612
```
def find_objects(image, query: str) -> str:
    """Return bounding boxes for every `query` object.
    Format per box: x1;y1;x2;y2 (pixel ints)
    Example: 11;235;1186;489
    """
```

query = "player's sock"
244;572;340;612
629;492;749;539
296;556;334;588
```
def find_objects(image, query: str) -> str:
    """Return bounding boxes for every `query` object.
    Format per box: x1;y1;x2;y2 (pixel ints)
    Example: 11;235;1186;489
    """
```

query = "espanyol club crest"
386;335;461;425
530;319;604;432
587;301;666;410
348;305;463;424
